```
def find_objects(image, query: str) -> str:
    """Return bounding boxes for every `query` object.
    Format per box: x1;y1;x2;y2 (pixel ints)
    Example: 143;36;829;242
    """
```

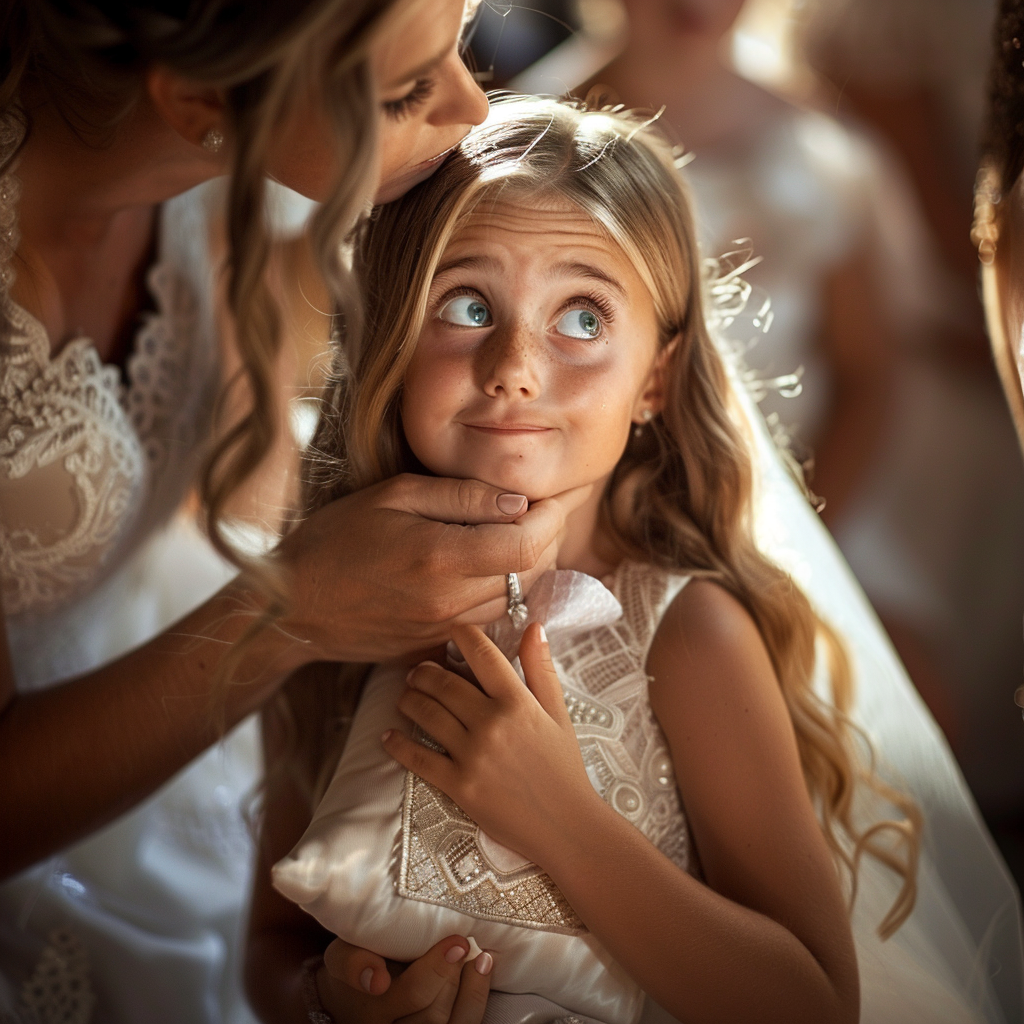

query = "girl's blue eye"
439;295;492;327
555;308;601;339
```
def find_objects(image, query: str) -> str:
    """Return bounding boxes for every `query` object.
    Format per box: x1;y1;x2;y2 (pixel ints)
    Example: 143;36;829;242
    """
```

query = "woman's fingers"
397;950;494;1024
374;474;529;526
386;937;472;1021
447;953;494;1024
517;623;571;727
323;937;391;996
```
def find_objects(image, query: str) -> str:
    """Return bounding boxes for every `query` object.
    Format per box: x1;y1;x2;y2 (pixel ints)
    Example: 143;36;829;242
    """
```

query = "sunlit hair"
303;94;921;938
0;0;418;585
978;0;1024;448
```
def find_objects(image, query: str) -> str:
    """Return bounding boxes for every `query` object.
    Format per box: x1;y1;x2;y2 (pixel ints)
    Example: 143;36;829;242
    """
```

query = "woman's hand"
383;623;596;866
279;476;592;665
317;935;493;1024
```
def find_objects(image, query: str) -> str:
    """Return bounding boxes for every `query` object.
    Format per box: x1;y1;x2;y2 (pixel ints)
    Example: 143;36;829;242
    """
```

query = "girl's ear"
632;335;679;422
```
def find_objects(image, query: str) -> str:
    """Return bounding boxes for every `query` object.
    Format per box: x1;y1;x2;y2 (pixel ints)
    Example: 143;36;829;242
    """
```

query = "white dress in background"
683;102;1024;815
0;163;260;1024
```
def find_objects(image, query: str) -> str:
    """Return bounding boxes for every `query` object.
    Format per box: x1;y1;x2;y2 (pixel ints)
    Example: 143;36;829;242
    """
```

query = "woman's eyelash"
383;78;435;120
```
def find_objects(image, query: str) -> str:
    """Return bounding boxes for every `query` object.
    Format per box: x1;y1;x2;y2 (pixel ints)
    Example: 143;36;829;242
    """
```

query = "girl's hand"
278;476;592;665
318;935;493;1024
383;623;597;866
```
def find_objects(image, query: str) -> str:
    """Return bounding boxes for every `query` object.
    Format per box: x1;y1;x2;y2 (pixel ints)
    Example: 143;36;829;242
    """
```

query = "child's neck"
553;476;619;580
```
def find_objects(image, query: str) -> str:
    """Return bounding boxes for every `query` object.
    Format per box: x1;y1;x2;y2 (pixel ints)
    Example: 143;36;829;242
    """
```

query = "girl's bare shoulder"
645;578;782;719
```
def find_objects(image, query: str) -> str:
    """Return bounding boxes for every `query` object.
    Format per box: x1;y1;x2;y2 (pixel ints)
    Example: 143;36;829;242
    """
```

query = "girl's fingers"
323;937;391;996
383;728;458;792
517;624;571;727
447;952;494;1024
396;687;467;754
406;661;489;727
448;624;525;701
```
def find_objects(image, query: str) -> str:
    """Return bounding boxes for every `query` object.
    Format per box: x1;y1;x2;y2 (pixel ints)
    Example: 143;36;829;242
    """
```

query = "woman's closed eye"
383;77;436;120
438;293;493;327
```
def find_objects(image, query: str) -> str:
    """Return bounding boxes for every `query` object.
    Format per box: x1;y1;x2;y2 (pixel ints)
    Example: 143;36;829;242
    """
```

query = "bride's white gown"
0;162;259;1024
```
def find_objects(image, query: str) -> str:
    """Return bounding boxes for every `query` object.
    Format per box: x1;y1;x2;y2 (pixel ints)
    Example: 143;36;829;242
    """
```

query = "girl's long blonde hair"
304;95;921;939
0;0;417;578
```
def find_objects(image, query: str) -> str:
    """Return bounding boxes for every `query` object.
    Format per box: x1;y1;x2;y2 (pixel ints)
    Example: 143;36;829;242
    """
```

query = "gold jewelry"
201;127;224;154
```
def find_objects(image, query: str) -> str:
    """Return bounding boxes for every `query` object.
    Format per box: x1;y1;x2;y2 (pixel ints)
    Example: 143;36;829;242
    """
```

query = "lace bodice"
0;170;221;633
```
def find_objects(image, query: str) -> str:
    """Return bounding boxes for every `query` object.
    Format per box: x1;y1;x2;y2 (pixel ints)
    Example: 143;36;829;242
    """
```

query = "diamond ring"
506;572;529;628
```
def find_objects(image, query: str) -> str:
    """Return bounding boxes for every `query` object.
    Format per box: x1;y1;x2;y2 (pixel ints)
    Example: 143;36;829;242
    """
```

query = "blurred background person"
469;0;1024;886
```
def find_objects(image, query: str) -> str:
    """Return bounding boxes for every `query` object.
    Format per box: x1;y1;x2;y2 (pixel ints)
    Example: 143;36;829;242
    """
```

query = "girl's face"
269;0;488;203
401;198;665;502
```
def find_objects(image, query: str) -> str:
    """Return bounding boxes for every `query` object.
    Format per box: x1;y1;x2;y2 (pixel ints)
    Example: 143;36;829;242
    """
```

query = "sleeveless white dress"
0;161;260;1024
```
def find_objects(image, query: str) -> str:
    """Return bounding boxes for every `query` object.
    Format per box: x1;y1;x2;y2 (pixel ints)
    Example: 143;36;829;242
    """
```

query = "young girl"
254;97;1015;1024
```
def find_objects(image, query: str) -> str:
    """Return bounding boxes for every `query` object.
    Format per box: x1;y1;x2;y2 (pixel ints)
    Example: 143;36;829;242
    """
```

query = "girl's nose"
481;325;541;400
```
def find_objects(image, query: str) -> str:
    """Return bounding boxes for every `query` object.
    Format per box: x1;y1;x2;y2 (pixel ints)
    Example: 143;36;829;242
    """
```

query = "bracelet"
300;955;334;1024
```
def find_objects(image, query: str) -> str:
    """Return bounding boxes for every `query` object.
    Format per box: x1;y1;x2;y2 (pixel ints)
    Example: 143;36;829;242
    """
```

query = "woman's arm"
0;478;585;879
246;664;492;1024
385;601;860;1024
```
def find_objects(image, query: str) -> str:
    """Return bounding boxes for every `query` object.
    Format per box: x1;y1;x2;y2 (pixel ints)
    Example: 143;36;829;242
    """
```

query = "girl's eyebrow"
434;254;495;277
553;261;626;298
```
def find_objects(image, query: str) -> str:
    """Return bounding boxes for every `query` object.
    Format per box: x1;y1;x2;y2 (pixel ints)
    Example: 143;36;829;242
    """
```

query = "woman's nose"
481;325;541;400
432;49;489;129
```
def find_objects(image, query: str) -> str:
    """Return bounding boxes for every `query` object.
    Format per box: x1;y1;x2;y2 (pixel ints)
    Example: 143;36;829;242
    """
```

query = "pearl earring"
633;408;654;438
201;127;224;153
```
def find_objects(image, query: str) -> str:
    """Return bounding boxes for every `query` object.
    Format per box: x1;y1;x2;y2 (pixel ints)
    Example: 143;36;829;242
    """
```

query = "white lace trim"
17;928;95;1024
0;158;209;617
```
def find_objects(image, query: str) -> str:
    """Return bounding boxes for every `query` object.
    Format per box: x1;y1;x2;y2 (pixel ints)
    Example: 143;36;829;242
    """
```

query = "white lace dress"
0;170;260;1024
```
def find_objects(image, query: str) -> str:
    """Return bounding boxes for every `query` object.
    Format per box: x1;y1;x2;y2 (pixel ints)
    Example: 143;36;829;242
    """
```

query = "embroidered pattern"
396;562;693;930
397;771;583;932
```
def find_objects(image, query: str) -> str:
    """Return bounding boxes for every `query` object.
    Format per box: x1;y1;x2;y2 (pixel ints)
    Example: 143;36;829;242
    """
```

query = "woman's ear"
632;335;679;422
146;65;227;153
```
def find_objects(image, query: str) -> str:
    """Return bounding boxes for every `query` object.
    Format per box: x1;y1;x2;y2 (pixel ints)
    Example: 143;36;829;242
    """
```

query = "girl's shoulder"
644;574;780;717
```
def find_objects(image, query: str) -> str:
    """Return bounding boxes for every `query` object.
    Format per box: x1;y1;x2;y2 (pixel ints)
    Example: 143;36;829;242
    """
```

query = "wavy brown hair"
0;0;419;583
302;95;921;938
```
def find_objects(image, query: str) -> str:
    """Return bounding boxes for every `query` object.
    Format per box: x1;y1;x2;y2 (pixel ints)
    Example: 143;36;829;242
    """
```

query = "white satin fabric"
274;566;695;1024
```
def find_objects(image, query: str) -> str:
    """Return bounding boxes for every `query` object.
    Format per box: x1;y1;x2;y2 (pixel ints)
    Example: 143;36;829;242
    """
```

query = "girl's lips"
462;423;553;434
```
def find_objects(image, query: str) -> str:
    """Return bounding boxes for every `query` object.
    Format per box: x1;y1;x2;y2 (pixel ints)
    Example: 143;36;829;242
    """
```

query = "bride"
0;1;590;1021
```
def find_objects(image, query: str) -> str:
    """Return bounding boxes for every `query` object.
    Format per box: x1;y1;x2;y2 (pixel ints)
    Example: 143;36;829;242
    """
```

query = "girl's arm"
246;666;493;1024
0;477;580;879
385;594;860;1024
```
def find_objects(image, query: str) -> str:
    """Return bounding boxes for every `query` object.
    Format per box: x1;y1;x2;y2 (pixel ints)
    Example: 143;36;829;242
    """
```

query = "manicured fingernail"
445;944;467;963
475;951;493;975
381;730;392;743
538;625;547;644
497;493;527;515
360;966;374;992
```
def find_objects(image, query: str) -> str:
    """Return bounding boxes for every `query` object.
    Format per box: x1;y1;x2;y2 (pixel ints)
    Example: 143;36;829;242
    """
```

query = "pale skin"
0;2;596;1016
251;200;859;1022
